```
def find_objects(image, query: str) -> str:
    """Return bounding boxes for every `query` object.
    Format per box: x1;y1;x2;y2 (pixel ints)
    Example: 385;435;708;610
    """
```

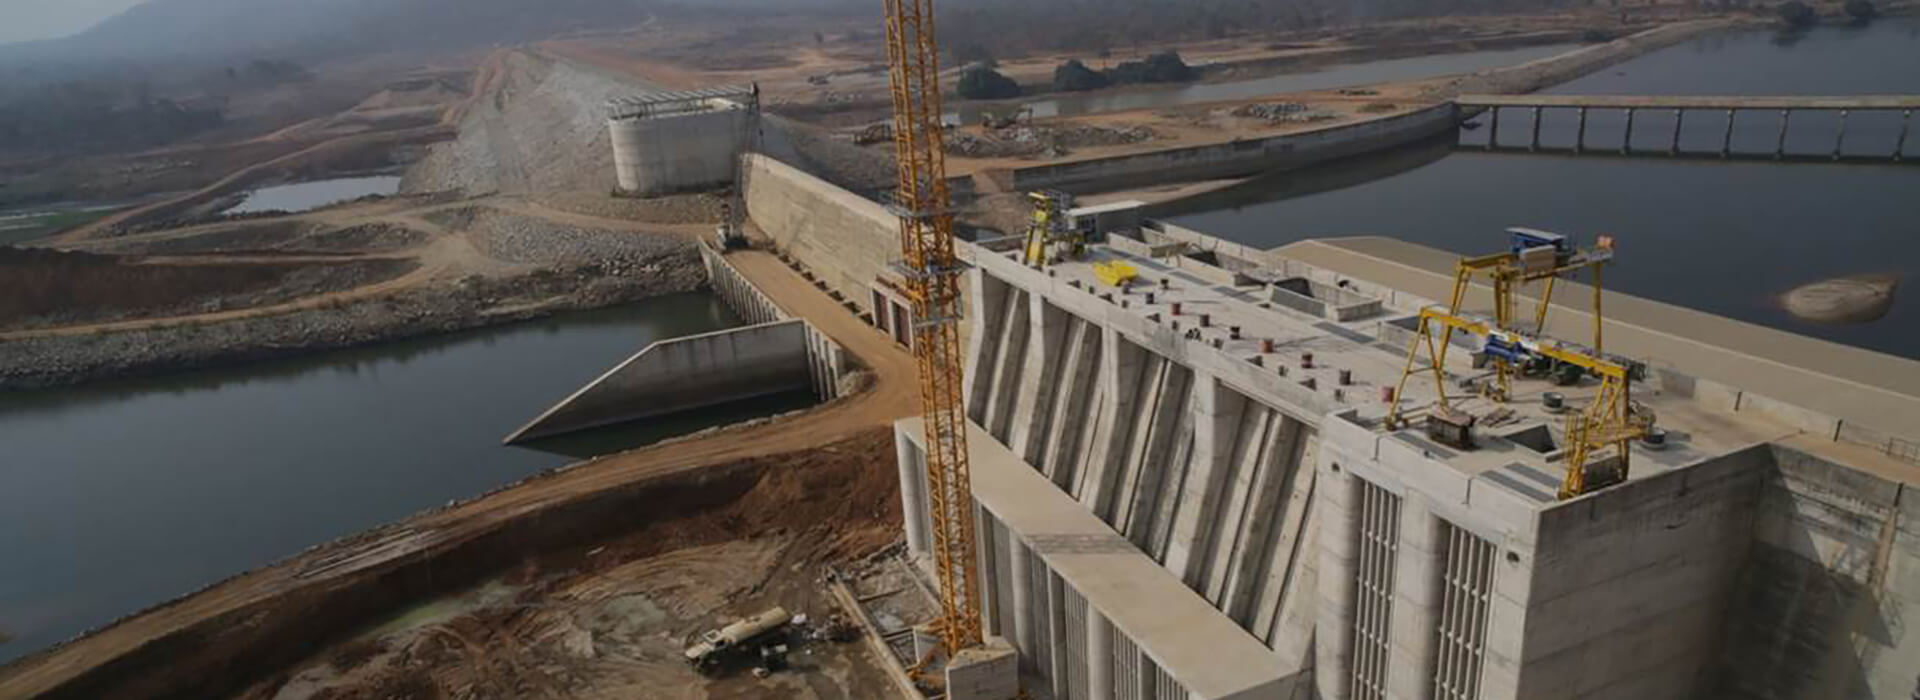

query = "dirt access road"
0;244;920;699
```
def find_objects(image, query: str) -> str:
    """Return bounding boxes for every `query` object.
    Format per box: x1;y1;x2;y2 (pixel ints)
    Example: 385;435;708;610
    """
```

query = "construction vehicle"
879;0;985;676
1021;190;1080;268
1386;228;1650;499
684;606;794;675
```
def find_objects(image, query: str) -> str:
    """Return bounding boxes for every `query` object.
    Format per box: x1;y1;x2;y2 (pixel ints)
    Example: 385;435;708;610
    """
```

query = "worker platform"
887;215;1920;700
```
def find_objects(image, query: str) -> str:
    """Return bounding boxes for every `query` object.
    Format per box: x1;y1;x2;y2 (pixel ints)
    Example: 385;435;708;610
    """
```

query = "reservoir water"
1166;19;1920;360
223;175;404;215
0;294;816;662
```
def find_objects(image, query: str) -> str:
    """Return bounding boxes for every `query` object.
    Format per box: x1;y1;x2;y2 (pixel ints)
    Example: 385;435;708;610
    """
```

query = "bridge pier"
1896;110;1911;162
1576;107;1589;153
1776;110;1791;159
1834;109;1850;160
1622;108;1636;154
1721;109;1736;158
1530;106;1543;151
1488;107;1500;150
1671;108;1684;156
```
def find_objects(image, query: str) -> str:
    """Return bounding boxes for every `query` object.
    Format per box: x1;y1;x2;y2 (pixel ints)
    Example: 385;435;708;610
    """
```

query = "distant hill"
6;0;663;64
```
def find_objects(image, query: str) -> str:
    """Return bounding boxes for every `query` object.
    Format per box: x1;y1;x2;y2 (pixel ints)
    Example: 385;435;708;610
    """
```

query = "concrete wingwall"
1006;103;1459;194
506;320;819;443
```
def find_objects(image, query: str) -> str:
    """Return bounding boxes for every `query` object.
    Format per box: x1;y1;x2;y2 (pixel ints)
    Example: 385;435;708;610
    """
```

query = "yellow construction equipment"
1386;309;1649;499
1386;229;1648;499
880;0;983;662
1435;227;1615;401
1022;190;1080;268
1093;260;1140;288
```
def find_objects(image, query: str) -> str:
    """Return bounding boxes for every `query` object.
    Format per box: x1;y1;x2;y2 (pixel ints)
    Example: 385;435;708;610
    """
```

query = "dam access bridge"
1457;93;1920;161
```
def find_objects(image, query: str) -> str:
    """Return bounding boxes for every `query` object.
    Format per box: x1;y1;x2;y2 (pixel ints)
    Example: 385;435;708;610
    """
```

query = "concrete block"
1464;476;1542;537
948;639;1022;700
1691;378;1742;413
1740;391;1842;440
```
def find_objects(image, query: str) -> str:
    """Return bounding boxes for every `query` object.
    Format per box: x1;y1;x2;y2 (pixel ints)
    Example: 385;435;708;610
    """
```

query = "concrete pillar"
985;290;1031;439
1776;109;1792;159
1896;110;1912;162
1315;464;1363;700
1486;107;1500;149
1721;108;1737;158
1834;109;1850;160
1574;107;1588;153
1048;575;1070;699
1081;327;1143;516
896;427;930;557
1387;500;1446;700
976;502;1000;638
1040;319;1100;491
1621;107;1636;154
1087;609;1114;700
1162;374;1246;587
1528;106;1542;151
1008;536;1037;669
1009;295;1067;466
1670;108;1684;155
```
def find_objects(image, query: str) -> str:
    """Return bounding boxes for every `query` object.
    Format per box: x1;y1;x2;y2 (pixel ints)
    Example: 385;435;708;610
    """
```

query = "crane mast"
880;0;983;655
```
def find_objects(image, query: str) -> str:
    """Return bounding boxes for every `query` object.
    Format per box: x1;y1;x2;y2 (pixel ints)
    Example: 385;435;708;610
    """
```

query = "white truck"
684;607;793;674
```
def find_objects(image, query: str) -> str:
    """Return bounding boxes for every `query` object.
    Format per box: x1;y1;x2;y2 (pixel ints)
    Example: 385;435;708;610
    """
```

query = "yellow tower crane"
880;0;984;659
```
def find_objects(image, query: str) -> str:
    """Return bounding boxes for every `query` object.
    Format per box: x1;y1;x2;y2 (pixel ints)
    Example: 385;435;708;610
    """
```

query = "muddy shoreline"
0;251;707;392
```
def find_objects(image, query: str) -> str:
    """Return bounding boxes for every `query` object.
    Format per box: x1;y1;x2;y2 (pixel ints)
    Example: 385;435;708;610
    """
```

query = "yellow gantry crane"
880;0;984;660
1386;229;1649;499
1021;190;1079;268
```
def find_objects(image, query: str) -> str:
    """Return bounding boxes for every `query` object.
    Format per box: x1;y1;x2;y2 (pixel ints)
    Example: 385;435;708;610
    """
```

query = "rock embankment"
0;250;705;391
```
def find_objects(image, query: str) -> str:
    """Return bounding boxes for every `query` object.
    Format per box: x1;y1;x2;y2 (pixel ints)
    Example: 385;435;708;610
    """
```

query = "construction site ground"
0;236;923;698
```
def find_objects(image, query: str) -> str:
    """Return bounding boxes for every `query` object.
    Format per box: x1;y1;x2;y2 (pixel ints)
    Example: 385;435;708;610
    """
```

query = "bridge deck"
1458;94;1920;110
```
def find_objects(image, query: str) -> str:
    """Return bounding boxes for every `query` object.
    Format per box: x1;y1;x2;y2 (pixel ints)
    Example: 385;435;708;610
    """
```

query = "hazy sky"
0;0;148;44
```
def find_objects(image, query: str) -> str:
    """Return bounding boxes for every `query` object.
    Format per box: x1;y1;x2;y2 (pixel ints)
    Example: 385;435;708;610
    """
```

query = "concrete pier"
1458;94;1920;162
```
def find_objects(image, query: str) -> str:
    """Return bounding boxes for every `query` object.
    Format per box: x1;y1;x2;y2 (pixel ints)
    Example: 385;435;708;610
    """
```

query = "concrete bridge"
1457;93;1919;161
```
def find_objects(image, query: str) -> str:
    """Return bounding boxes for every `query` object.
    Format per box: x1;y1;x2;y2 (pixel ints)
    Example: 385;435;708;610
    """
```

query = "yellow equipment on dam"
1386;228;1650;499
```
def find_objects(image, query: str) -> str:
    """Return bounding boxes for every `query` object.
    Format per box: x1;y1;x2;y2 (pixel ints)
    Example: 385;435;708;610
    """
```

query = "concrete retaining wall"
742;153;899;306
609;105;751;196
1711;445;1920;700
1008;103;1459;194
506;320;819;443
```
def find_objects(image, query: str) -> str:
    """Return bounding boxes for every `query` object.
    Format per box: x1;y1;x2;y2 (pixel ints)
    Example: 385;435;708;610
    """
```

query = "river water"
1166;19;1920;360
223;175;404;215
0;294;823;663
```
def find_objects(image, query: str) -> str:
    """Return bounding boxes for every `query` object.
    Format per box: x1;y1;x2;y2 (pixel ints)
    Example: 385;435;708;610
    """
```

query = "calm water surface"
1167;19;1920;359
0;294;810;662
224;175;403;214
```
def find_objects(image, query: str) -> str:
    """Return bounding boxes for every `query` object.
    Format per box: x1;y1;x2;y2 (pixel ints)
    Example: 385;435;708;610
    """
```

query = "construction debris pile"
945;123;1157;159
1232;101;1340;124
